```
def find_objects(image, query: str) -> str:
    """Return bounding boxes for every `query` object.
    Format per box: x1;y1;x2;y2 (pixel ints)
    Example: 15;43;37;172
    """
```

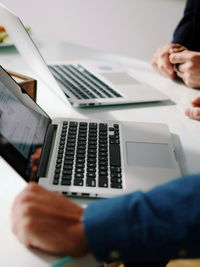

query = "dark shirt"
85;174;200;262
172;0;200;51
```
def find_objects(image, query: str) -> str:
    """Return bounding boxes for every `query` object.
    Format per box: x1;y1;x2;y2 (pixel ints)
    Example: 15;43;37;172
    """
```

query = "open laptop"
0;66;181;198
0;3;169;108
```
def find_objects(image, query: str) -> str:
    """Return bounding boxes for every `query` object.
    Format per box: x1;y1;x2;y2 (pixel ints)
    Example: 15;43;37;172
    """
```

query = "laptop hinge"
37;124;57;178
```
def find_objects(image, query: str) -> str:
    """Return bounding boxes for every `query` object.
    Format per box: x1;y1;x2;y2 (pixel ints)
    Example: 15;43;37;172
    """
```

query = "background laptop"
0;66;181;198
0;3;169;108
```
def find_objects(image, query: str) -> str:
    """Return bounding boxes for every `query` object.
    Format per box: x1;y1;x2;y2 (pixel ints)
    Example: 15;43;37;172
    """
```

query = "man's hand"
11;183;89;257
185;94;200;120
170;50;200;88
151;43;184;78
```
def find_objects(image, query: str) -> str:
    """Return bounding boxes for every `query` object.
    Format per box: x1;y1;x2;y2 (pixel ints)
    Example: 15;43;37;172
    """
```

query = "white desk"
1;36;200;266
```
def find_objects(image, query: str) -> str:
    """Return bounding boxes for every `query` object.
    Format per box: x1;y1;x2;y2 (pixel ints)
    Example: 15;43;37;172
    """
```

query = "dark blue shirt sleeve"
84;174;200;262
172;0;200;51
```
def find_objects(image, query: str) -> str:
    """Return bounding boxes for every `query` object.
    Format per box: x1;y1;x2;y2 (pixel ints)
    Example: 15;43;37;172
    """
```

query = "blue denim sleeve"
84;174;200;262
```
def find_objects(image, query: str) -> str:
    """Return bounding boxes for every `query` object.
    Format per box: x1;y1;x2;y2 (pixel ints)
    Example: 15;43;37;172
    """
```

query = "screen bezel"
0;65;51;182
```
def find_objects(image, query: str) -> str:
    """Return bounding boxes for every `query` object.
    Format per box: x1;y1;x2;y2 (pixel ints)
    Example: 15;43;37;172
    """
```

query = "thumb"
170;50;188;64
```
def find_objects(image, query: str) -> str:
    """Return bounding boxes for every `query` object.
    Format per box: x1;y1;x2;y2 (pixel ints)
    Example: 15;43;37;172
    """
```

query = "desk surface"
1;36;200;266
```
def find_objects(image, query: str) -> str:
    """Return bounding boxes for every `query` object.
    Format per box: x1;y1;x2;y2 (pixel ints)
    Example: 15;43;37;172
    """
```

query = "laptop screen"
0;69;50;181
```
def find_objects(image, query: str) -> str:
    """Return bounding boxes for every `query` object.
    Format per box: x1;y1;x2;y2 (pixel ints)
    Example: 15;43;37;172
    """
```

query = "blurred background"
0;0;186;61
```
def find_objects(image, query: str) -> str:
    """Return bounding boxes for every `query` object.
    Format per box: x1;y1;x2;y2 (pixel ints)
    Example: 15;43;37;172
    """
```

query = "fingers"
158;62;175;78
191;95;200;107
162;58;175;77
185;107;200;120
11;182;87;256
12;183;38;211
176;70;197;88
169;50;190;64
151;43;184;79
169;45;187;54
151;53;175;78
175;68;184;79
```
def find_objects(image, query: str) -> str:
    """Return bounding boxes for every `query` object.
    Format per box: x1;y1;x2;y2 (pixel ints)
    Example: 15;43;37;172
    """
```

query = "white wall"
0;0;186;61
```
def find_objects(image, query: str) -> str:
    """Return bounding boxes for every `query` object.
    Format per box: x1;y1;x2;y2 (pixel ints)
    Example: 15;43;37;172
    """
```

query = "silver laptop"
0;66;181;198
0;3;169;108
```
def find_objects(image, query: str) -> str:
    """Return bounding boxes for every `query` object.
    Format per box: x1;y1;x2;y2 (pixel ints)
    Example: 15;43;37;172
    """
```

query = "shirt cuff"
83;192;141;262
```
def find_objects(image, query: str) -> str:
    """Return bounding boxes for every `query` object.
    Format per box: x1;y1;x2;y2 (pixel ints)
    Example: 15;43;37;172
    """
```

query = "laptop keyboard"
53;121;123;189
48;64;122;100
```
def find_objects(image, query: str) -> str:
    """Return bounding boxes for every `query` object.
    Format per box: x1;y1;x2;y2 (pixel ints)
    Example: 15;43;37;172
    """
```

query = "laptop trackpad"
126;142;175;168
101;72;139;85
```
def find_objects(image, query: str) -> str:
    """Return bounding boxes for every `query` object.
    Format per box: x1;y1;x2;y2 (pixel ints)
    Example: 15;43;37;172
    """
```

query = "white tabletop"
1;36;200;266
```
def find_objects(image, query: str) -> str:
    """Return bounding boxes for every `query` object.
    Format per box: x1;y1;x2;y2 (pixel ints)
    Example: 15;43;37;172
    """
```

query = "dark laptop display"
0;69;50;181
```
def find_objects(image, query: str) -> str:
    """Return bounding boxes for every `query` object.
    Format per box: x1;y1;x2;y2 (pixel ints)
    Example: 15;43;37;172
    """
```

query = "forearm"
84;174;200;262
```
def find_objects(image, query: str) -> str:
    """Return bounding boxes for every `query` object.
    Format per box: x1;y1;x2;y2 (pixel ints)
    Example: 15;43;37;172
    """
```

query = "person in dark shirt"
151;0;200;121
11;174;200;266
10;2;200;267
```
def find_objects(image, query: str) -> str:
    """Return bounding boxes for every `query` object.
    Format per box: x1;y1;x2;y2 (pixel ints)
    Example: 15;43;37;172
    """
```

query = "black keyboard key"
88;148;97;153
87;162;96;168
76;154;85;159
79;123;88;127
98;161;107;166
54;174;60;179
53;179;59;185
61;180;71;186
87;158;96;163
111;178;122;183
74;179;84;186
76;158;85;164
99;171;108;177
63;165;73;170
75;173;84;179
86;179;96;187
99;123;108;131
66;143;75;148
64;156;74;161
111;173;122;178
87;173;96;179
55;169;61;174
56;163;62;169
76;163;85;168
111;183;122;189
87;153;96;159
58;149;64;154
109;144;121;167
62;170;72;175
64;160;73;165
65;152;75;158
62;175;72;181
87;167;96;173
98;179;108;188
99;166;108;171
99;157;108;162
75;167;84;173
69;121;78;127
110;166;121;173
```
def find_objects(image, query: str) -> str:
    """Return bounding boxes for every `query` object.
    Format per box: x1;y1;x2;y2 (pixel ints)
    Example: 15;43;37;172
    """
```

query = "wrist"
70;209;90;257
